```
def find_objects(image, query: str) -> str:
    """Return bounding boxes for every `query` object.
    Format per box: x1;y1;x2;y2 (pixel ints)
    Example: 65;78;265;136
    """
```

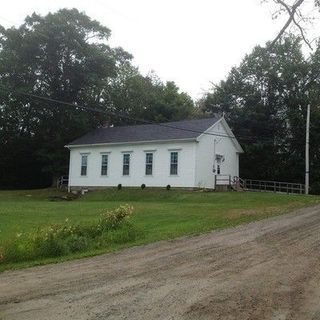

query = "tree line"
199;36;320;193
1;9;320;192
0;9;194;188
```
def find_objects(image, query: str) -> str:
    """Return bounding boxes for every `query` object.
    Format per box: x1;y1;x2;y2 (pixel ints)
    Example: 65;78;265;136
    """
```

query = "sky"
0;0;286;99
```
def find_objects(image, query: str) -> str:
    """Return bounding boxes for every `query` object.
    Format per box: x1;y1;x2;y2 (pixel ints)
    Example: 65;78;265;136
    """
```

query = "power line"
0;15;278;143
0;84;275;143
0;84;237;139
0;15;240;141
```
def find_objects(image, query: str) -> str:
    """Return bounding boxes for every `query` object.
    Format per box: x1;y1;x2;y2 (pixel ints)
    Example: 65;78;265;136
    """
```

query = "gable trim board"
196;117;243;153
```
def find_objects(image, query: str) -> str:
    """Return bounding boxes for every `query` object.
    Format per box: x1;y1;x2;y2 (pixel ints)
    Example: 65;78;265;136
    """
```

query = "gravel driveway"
1;205;320;320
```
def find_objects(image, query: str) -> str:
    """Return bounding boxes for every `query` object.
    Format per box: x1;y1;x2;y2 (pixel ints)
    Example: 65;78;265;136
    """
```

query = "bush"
99;204;133;230
32;230;66;257
0;204;139;264
1;236;32;263
141;183;146;190
166;184;171;190
103;223;143;244
65;235;89;253
117;184;122;190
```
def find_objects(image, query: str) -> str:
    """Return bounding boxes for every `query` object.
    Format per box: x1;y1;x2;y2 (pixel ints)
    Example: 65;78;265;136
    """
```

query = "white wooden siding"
68;119;241;189
68;140;197;188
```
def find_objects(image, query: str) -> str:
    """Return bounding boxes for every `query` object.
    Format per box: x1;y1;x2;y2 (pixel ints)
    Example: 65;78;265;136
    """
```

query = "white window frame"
122;153;131;176
145;152;154;176
80;153;89;176
169;151;179;176
100;153;109;176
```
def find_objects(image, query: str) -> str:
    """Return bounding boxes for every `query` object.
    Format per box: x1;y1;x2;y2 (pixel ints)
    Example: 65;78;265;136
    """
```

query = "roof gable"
196;117;244;153
67;117;221;147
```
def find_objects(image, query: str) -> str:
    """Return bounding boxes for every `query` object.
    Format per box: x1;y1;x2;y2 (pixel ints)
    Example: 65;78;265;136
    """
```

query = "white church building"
66;117;243;190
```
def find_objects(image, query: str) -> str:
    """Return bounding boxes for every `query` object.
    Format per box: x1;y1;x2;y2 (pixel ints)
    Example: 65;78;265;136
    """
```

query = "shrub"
1;236;32;263
166;184;171;190
0;204;139;265
141;183;146;190
117;184;122;190
103;223;143;244
32;230;66;258
99;204;134;230
65;235;89;253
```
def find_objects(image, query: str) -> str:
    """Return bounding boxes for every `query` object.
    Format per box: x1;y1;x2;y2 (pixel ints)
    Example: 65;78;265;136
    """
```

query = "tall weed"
0;204;141;264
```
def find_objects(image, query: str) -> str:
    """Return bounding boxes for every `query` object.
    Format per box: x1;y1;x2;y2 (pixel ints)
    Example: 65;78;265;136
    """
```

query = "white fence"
216;175;305;194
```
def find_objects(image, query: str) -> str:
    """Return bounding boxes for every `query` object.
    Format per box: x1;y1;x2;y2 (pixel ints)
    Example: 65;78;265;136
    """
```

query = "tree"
107;69;194;125
261;0;320;194
264;0;320;49
0;9;133;187
0;9;194;188
199;36;320;191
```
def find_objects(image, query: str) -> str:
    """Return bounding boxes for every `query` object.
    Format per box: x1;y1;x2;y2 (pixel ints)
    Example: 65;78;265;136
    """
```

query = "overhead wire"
0;83;278;143
0;16;278;144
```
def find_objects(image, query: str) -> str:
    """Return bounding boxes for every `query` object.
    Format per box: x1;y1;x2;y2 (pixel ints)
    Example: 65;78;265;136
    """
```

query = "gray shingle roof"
67;117;220;146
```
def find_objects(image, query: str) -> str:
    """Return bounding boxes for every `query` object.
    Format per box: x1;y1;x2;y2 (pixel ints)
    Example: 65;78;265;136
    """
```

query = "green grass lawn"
0;188;319;271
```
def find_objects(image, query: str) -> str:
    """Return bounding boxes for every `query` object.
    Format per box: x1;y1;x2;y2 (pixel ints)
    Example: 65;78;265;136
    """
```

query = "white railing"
57;175;69;189
215;175;305;194
215;174;232;186
240;178;304;194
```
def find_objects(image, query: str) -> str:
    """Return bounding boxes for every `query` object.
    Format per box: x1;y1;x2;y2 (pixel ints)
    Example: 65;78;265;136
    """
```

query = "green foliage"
0;9;194;188
32;230;66;258
103;222;142;244
0;9;128;187
65;235;89;253
1;236;32;263
0;204;139;264
99;204;133;230
199;35;320;191
107;70;194;125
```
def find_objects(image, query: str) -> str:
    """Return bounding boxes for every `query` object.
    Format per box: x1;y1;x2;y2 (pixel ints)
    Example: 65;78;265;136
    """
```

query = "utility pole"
213;138;216;188
305;104;310;195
